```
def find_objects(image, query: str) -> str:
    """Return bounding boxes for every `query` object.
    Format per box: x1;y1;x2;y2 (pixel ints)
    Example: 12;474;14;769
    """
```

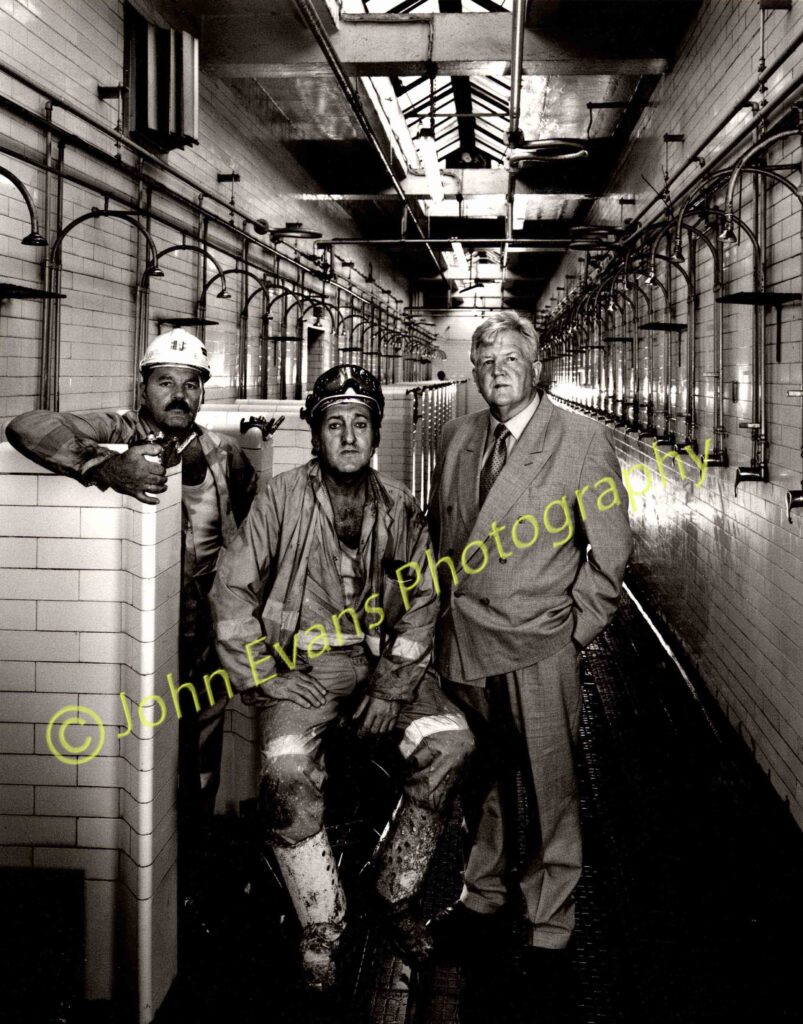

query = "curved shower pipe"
586;274;622;420
198;267;273;312
574;294;602;411
689;205;772;489
43;207;162;409
720;128;803;487
610;284;640;428
646;249;693;447
632;269;669;442
0;164;47;245
142;244;232;297
299;297;343;333
721;146;803;496
197;268;278;397
676;165;802;469
601;287;631;424
721;127;803;235
50;208;161;271
564;302;591;408
338;311;370;361
582;285;610;416
651;218;726;459
627;278;657;434
675;163;800;257
380;328;404;384
246;283;302;398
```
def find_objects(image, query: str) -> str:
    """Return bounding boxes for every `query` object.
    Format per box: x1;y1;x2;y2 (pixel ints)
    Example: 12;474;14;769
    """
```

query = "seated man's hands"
92;445;168;505
259;674;328;709
353;693;401;738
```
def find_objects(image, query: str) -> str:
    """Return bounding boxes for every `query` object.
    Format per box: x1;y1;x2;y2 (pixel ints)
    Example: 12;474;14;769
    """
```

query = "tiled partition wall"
0;443;182;1019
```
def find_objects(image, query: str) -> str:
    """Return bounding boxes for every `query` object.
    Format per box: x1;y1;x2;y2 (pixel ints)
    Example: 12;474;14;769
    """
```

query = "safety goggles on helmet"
302;364;385;422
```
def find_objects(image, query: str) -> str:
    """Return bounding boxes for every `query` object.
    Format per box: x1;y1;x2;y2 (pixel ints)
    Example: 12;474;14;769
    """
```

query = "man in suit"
425;310;632;1013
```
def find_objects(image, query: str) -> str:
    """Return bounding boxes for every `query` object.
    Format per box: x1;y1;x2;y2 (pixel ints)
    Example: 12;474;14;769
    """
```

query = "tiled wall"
543;1;803;827
200;380;469;506
0;0;409;430
0;443;182;1016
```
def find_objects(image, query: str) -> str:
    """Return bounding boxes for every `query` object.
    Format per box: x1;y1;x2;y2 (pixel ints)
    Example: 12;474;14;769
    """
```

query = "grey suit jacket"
427;394;633;684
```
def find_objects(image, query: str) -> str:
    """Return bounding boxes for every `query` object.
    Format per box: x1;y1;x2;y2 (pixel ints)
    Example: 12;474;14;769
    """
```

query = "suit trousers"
445;641;582;950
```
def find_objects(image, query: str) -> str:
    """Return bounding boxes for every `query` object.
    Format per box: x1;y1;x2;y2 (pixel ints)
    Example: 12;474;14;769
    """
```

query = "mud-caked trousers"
258;645;474;985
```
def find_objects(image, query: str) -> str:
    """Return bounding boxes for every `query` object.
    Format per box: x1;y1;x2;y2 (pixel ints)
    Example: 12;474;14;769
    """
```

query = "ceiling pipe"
291;0;446;286
316;237;571;246
508;0;528;150
621;24;803;248
502;0;529;285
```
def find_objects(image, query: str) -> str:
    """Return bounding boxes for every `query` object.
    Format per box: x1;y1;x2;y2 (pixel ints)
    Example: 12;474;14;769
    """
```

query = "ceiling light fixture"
450;240;469;275
271;222;322;240
417;128;444;205
509;138;588;165
416;68;445;206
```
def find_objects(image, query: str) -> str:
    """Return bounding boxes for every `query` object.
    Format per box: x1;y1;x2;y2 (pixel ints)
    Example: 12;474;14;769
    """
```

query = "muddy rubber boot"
372;802;447;966
272;830;346;991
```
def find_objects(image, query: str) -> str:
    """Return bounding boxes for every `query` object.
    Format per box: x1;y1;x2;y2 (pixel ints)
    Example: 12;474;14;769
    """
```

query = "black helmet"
301;364;385;424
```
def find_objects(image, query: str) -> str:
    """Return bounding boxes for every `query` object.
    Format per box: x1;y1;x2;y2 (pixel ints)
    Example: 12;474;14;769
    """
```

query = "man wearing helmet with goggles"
6;328;257;824
209;364;473;995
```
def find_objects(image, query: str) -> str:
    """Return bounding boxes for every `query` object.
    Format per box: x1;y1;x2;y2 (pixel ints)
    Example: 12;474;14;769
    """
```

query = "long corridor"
161;583;803;1024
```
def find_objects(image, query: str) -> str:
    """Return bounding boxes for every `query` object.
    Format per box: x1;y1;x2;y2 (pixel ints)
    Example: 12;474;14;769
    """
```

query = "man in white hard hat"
6;328;257;823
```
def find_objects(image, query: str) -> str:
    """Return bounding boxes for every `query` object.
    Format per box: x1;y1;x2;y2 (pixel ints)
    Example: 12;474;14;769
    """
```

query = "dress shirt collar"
488;391;540;444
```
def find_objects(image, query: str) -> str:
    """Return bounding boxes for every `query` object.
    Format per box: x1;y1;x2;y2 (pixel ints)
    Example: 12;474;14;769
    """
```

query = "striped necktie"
479;423;510;506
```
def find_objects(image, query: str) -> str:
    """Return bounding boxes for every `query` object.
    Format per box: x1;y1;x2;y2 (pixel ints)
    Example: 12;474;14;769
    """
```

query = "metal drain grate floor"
399;592;803;1024
158;590;803;1024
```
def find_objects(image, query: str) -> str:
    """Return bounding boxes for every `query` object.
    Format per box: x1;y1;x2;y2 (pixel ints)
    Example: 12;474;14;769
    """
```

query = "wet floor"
156;583;803;1024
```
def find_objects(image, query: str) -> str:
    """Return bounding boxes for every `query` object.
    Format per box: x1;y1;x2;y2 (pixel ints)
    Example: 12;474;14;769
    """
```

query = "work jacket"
210;459;438;705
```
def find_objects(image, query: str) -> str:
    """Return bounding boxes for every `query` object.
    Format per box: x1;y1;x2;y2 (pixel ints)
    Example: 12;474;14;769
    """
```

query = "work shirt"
182;467;224;578
210;459;438;705
299;488;373;651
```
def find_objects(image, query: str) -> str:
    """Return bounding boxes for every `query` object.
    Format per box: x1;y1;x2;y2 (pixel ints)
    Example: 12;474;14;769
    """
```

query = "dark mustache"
165;400;191;411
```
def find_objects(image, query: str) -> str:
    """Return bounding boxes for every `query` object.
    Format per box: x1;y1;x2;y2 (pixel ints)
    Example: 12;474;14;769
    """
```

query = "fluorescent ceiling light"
416;128;444;205
450;241;469;275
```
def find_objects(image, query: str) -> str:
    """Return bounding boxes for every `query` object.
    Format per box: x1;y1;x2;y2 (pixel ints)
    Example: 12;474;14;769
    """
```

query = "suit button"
447;548;456;557
454;590;463;598
499;557;507;564
447;504;453;514
479;597;490;607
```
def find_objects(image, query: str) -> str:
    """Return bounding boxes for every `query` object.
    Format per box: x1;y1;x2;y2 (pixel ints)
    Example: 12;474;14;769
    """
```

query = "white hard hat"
140;329;211;381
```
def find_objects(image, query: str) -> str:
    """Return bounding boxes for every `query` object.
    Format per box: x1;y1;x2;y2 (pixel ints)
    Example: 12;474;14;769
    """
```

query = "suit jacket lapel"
468;395;555;547
455;413;488;532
